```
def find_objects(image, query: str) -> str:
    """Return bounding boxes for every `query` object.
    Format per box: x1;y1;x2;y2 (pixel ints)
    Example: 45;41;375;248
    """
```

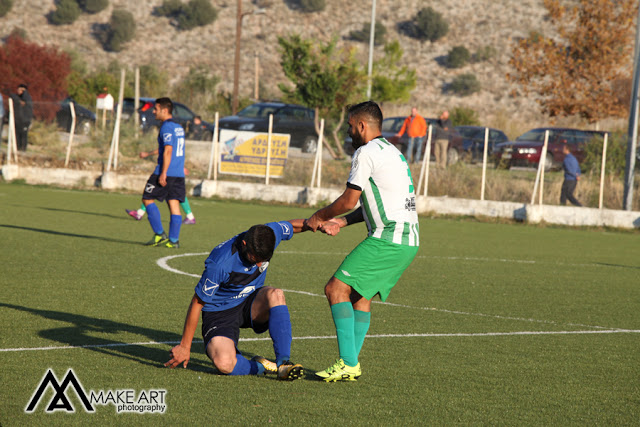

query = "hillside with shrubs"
0;0;633;134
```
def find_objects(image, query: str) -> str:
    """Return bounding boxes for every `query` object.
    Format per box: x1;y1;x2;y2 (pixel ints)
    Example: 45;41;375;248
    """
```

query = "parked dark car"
121;97;215;140
455;125;509;163
218;102;319;153
344;116;464;164
493;127;608;170
55;98;96;135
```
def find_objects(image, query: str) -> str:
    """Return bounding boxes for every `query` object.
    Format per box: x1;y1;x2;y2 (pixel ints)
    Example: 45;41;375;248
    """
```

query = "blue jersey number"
176;137;185;157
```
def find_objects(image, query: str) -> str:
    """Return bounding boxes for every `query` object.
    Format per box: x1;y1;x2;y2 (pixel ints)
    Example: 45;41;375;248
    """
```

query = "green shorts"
333;237;418;302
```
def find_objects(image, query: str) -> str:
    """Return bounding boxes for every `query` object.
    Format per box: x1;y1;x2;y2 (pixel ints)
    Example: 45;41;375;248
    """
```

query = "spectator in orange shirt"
396;107;427;163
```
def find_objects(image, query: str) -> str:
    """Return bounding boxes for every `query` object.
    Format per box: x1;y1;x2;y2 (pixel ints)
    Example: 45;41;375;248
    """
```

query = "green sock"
180;197;192;215
330;302;357;367
354;310;371;357
140;202;146;212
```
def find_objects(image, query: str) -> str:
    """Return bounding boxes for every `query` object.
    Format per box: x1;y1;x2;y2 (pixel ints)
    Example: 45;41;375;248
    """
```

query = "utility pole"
623;2;640;210
365;0;376;99
232;0;242;115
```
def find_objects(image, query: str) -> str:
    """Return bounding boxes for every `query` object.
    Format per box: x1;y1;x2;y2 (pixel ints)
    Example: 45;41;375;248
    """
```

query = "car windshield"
238;104;280;118
381;118;403;133
516;129;552;142
457;127;483;138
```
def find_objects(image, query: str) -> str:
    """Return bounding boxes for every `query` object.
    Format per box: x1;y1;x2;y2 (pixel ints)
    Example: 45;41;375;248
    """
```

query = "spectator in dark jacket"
560;144;582;207
11;83;33;151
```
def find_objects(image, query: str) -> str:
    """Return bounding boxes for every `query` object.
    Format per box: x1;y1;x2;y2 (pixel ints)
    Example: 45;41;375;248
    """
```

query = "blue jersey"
562;152;581;181
154;119;185;177
195;221;294;312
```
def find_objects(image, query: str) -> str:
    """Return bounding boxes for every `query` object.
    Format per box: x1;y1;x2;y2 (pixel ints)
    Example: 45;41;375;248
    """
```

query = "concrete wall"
3;164;640;229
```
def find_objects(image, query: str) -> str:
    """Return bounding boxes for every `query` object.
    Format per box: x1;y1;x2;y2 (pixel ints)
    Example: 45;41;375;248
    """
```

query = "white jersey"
348;137;419;246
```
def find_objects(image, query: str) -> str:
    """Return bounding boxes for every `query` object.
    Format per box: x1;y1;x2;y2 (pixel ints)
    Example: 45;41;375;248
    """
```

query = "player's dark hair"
347;101;383;129
244;224;276;263
155;97;174;114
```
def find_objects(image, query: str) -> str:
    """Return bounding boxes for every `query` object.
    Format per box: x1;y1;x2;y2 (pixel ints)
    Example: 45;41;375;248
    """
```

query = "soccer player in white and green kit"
306;101;419;382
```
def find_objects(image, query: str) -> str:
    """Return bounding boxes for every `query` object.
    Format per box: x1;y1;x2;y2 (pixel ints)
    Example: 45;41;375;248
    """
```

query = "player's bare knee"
213;355;235;374
265;287;286;306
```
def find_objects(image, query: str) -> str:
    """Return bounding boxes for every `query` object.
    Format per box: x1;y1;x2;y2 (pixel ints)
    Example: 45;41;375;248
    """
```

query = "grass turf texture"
0;182;638;425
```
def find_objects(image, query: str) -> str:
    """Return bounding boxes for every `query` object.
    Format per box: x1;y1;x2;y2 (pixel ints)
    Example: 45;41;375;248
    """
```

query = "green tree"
107;9;136;52
450;107;479;126
50;0;81;25
450;73;480;96
349;21;386;46
582;132;628;177
78;0;108;14
414;7;448;42
172;65;221;114
177;0;218;30
0;0;13;17
299;0;325;13
156;0;182;17
371;41;416;104
278;35;365;158
447;46;470;68
508;0;637;123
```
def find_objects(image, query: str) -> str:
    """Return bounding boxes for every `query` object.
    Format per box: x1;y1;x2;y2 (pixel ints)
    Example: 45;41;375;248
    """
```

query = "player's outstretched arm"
165;294;204;369
287;218;311;233
319;206;364;236
306;187;362;232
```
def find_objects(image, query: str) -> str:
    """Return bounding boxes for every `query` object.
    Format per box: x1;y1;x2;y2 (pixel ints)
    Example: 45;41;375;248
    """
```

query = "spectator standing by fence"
10;84;33;152
560;144;582;207
395;107;427;163
434;110;451;169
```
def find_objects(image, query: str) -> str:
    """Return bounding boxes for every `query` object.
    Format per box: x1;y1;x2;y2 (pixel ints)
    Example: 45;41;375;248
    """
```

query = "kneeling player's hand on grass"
165;344;190;369
320;220;341;236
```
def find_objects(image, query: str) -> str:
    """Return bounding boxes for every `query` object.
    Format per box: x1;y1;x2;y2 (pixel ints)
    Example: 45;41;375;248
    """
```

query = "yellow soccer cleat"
315;358;361;382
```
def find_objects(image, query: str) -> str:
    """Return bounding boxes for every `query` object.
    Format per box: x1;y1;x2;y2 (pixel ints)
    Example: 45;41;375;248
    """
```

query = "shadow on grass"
0;303;213;373
593;262;640;270
0;224;141;245
39;206;136;221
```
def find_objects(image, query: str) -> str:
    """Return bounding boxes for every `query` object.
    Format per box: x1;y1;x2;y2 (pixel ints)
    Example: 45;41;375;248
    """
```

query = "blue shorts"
142;174;185;203
201;289;268;351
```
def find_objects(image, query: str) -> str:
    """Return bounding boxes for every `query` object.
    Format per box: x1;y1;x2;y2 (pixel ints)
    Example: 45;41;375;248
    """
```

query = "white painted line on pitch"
2;329;639;353
156;253;631;333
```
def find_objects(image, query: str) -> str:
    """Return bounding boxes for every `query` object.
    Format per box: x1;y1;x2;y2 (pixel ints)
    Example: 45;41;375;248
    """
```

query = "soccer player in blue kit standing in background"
140;97;186;248
165;219;310;380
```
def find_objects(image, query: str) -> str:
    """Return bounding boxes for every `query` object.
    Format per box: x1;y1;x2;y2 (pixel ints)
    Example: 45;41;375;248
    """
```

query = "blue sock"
145;203;164;235
169;214;182;242
268;305;292;366
331;302;357;367
229;354;264;376
354;310;371;357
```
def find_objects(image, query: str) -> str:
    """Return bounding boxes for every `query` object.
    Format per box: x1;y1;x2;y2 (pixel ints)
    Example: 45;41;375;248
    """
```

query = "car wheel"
447;147;459;165
302;136;318;153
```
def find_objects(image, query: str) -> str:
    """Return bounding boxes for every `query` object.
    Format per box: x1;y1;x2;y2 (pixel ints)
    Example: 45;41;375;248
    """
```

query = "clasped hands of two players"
304;216;341;236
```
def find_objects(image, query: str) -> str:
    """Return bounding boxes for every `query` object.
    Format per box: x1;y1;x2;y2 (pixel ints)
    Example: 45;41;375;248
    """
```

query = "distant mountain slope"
0;0;626;133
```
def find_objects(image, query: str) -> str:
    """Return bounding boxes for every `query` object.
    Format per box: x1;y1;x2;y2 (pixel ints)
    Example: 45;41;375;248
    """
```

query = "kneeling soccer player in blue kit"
165;219;311;380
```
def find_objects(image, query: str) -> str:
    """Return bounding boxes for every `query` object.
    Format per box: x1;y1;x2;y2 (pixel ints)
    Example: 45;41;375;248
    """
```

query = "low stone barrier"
3;164;639;229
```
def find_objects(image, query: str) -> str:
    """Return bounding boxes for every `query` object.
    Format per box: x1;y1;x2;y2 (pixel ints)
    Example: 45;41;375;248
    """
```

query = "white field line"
158;253;632;332
2;329;639;353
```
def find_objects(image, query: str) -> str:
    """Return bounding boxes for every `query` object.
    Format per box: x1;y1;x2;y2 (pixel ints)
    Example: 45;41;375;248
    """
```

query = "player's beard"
350;131;366;151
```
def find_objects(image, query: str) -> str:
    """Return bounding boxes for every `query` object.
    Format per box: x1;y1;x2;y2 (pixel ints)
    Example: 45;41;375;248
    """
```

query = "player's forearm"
180;295;203;349
314;190;360;221
287;219;308;233
341;206;364;226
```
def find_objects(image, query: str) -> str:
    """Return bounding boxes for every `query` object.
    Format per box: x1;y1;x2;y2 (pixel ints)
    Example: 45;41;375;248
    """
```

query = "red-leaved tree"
0;35;71;122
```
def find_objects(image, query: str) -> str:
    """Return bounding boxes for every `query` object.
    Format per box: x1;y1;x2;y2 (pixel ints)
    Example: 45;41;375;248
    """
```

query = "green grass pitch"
0;182;638;425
